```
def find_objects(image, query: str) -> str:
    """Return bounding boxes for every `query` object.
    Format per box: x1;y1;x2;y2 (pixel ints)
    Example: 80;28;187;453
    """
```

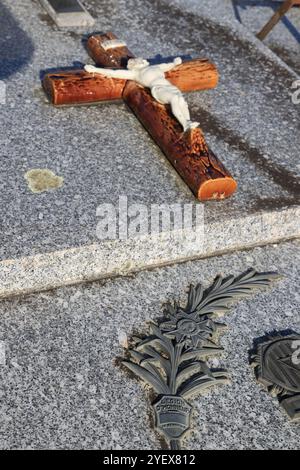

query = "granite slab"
0;0;299;298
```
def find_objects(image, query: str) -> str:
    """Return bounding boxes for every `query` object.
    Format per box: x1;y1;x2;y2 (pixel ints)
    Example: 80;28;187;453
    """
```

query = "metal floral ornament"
160;307;219;348
122;269;281;450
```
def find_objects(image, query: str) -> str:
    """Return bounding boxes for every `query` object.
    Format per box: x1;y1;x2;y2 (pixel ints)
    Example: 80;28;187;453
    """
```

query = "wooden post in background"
257;0;300;40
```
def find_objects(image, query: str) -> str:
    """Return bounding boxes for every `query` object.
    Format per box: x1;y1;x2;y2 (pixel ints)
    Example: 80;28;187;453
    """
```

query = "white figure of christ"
85;57;199;132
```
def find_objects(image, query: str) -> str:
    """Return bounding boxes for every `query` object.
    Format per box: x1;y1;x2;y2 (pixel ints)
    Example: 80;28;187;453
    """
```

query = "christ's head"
127;58;149;70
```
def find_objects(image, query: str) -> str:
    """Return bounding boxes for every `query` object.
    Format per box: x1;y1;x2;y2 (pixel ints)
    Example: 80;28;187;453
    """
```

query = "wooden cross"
257;0;300;40
43;32;237;200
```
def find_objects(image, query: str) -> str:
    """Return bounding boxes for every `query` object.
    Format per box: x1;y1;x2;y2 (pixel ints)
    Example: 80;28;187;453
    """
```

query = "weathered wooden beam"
165;59;219;92
42;32;132;105
42;71;126;106
123;81;237;200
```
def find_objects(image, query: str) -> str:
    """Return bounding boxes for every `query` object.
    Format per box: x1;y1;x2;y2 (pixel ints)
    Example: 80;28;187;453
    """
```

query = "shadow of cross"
42;32;237;200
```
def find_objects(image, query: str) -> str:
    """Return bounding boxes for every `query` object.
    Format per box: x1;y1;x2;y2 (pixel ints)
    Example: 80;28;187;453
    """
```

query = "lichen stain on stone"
24;169;64;193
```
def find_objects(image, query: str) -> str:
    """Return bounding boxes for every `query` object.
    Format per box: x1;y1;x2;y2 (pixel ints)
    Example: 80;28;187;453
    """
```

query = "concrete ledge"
0;206;299;299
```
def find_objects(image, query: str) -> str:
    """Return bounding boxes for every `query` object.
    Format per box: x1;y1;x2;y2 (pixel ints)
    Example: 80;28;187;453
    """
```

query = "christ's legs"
150;85;199;132
179;96;191;122
170;96;189;131
171;96;199;132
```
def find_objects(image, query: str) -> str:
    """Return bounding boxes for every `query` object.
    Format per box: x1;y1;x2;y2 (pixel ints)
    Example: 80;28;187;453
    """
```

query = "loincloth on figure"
151;84;182;105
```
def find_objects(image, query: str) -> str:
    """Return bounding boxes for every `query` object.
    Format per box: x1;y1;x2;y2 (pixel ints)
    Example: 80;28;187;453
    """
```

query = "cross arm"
42;32;218;106
43;59;219;106
84;64;135;80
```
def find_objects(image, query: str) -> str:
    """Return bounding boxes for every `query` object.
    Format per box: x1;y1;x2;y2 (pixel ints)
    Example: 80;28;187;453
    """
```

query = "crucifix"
43;32;237;200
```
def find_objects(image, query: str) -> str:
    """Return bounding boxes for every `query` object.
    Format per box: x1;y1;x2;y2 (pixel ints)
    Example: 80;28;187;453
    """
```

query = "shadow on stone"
0;1;34;80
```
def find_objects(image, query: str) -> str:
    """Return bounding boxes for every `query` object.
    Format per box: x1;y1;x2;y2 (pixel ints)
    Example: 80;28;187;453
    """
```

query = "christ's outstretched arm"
84;65;135;80
158;57;182;73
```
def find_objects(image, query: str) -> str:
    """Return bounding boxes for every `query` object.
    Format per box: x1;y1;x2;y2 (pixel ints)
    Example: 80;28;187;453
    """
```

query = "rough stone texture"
0;0;299;298
0;240;299;450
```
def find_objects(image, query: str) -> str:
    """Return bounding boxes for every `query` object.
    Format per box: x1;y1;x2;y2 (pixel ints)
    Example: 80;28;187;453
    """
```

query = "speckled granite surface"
0;0;299;297
0;240;299;450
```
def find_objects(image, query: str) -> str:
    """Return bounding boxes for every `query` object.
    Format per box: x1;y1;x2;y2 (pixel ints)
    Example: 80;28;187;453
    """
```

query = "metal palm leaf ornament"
122;269;280;450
